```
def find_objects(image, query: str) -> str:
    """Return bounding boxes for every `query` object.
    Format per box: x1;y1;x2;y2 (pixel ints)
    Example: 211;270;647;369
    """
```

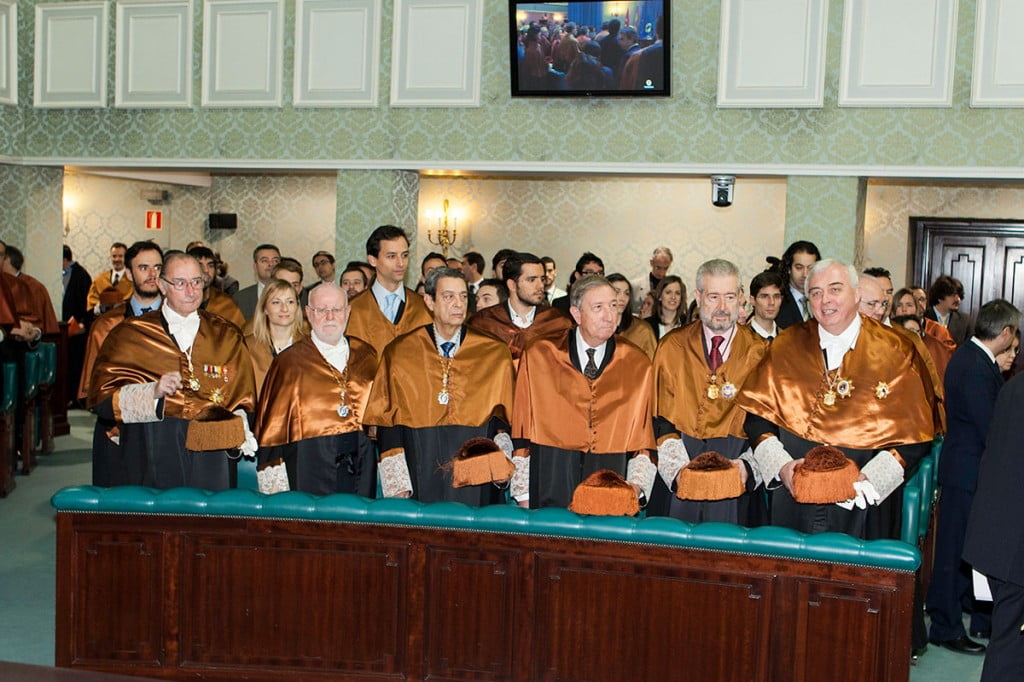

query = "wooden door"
911;218;1024;323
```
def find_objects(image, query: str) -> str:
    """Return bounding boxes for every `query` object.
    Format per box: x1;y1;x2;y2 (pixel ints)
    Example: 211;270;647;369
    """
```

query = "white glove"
836;480;882;510
234;409;258;459
493;432;514;459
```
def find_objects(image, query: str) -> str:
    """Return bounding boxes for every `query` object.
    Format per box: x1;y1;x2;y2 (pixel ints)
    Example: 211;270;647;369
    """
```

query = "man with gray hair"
649;259;769;523
736;258;940;539
631;246;673;313
364;268;516;505
512;275;656;510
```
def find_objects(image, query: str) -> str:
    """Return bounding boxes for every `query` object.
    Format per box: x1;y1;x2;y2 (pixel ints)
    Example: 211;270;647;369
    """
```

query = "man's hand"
395;490;412;499
779;458;800;493
732;459;748;486
9;321;38;341
517;499;529;508
154;371;182;399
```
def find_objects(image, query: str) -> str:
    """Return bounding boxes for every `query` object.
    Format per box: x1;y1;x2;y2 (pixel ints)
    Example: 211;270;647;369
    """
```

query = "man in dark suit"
63;245;92;405
924;275;971;346
775;240;820;330
964;371;1024;680
927;298;1020;655
551;252;604;315
232;244;280;320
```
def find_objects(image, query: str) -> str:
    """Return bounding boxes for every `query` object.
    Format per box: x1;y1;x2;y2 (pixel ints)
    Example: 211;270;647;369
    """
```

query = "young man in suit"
924;275;971;346
775;240;820;330
232;244;281;320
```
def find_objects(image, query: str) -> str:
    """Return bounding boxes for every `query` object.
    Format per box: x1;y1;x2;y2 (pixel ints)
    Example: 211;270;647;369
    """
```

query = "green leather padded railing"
51;486;920;572
38;342;56;386
0;363;16;413
21;351;39;399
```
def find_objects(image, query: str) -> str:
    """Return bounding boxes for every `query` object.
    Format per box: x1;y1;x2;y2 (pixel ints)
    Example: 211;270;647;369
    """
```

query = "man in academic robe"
365;268;515;505
89;253;256;490
188;245;245;329
255;283;378;497
79;241;164;486
736;259;939;540
511;275;657;510
649;259;769;524
3;245;59;336
346;225;433;356
86;242;134;315
468;251;572;367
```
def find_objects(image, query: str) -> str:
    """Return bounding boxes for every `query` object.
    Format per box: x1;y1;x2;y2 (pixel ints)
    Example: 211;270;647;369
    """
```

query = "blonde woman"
245;278;308;396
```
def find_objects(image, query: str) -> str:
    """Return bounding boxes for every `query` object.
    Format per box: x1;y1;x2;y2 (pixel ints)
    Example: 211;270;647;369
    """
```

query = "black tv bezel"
509;0;670;99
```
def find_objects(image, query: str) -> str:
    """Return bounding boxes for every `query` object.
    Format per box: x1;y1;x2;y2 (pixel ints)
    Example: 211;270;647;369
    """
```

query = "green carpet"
0;411;986;679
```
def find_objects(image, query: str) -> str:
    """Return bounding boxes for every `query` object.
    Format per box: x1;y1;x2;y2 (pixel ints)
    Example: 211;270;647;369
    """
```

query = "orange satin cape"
621;315;657;361
18;273;58;334
346;287;433;356
243;334;275;398
87;270;134;310
924;317;957;351
513;330;655;454
735;316;939;450
364;325;514;429
79;306;131;399
467;303;573;365
893;324;947;433
203;288;245;329
88;310;256;422
0;272;20;327
2;273;38;330
653;322;768;440
256;336;377;447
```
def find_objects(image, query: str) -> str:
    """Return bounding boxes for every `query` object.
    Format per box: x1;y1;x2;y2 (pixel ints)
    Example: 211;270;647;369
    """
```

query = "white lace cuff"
860;450;905;502
379;451;413;498
116;382;162;423
511;455;530;502
627;453;657;501
257;462;289;494
493;432;513;459
752;436;793;483
233;409;258;459
738;448;763;488
656;437;690;488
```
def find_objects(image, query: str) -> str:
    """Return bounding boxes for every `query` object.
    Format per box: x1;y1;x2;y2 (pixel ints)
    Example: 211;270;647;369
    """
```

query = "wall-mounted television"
510;1;669;97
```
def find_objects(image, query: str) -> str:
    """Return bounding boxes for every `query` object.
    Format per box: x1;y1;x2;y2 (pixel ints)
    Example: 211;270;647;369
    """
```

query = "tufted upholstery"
52;485;920;571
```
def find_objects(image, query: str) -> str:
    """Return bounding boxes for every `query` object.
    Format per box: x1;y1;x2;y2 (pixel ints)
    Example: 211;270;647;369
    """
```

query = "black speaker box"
209;213;237;230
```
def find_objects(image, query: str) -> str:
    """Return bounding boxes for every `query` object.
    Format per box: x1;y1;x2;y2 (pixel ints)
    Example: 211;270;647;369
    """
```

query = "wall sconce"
425;199;460;257
63;193;77;236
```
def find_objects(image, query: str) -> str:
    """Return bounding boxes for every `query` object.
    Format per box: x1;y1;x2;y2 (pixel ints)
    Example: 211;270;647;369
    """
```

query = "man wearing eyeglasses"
647;259;769;524
79;241;164;486
88;252;256;490
254;283;378;496
364;268;515;505
858;274;890;324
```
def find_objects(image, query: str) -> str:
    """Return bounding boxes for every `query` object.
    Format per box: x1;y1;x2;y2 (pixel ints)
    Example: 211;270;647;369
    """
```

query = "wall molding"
7;155;1024;181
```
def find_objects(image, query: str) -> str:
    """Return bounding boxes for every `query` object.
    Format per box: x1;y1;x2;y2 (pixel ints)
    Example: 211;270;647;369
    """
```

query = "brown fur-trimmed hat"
568;469;640;517
676;452;744;501
98;288;125;307
185;405;245;452
451;437;515;488
792;445;861;504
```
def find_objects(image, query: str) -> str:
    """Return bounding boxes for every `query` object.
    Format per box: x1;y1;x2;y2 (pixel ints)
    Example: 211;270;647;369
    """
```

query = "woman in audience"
245;279;308;396
644;275;687;341
607;274;656;360
893;287;918;316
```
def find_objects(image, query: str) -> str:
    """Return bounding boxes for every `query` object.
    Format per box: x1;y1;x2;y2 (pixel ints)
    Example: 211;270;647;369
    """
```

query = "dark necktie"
140;307;152;314
440;341;455;358
710;335;724;373
112;272;120;286
584;348;598;380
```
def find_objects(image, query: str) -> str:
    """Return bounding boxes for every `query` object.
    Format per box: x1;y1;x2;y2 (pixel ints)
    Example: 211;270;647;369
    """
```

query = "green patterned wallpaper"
3;0;1023;168
785;176;866;264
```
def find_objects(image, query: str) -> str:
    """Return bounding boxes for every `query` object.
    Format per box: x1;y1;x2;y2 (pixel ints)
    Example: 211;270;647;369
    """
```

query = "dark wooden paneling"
56;513;915;682
180;534;408;675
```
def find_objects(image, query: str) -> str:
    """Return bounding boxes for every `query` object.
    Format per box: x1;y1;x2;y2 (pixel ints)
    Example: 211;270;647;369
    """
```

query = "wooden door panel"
1002;248;1024;313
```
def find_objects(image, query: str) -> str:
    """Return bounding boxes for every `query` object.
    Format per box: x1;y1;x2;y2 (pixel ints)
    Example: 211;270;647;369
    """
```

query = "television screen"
510;1;669;97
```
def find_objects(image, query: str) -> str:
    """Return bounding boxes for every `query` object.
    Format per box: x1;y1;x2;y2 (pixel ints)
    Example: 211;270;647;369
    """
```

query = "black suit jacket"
964;373;1024;584
775;294;804;330
938;340;1003;492
62;262;92;323
923;308;971;346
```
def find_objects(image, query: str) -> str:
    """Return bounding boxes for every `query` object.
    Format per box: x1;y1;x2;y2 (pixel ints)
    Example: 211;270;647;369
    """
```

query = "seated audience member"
512;275;656;510
244;278;308;397
925;275;971;346
644;274;687;341
606;273;656;360
339;264;368;300
3;245;59;336
748;270;784;341
552;252;605;314
365;268;515;505
255;283;377;497
775;240;821;329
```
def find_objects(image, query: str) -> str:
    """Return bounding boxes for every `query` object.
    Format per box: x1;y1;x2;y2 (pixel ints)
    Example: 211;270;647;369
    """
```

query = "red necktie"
710;335;724;373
